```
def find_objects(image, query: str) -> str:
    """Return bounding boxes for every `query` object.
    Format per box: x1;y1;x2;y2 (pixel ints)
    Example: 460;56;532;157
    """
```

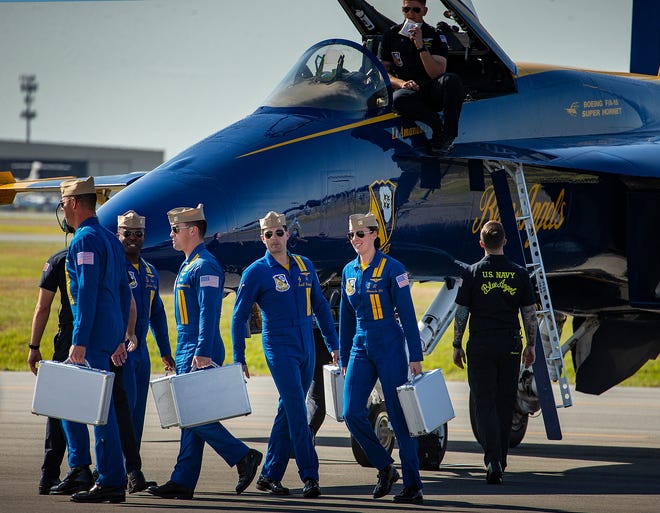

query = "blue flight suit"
123;257;171;449
63;216;132;487
170;242;249;490
232;251;338;484
339;250;424;490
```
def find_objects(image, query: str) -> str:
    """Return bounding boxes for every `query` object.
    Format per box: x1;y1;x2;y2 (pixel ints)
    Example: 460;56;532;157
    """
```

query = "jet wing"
451;132;660;178
0;170;147;205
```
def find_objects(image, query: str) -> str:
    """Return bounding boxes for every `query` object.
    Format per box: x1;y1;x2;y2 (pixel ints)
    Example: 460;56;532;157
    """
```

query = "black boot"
235;449;262;494
71;484;125;503
50;465;93;495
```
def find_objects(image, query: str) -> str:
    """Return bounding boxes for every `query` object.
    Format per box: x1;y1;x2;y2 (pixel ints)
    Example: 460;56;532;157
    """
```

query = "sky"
0;0;631;161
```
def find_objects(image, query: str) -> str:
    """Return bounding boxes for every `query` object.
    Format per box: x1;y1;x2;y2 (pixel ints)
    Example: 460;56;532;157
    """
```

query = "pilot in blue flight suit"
339;213;425;504
232;211;339;499
116;210;174;450
147;204;262;500
58;176;133;503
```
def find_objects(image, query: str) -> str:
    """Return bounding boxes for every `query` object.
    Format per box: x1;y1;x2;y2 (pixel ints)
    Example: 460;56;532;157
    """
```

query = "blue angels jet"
3;0;659;468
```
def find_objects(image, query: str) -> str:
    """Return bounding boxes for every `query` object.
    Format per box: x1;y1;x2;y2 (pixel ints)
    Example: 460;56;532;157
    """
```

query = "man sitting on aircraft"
379;0;463;155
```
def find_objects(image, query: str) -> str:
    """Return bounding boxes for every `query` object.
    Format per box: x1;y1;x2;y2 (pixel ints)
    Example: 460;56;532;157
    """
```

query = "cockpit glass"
263;42;389;112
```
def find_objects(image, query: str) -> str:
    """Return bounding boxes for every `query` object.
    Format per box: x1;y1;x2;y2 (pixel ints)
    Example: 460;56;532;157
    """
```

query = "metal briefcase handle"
190;360;220;372
62;358;92;369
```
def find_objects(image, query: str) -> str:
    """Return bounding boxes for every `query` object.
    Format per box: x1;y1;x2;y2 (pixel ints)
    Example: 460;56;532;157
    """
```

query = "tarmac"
0;371;659;513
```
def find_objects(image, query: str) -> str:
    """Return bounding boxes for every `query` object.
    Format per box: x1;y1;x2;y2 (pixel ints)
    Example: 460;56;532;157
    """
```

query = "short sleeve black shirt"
40;248;73;326
455;254;536;336
379;21;448;86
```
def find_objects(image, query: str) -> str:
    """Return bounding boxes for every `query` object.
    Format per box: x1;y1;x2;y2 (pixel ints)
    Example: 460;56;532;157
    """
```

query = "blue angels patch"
391;51;403;67
273;273;290;292
128;270;137;289
345;277;356;296
369;179;397;253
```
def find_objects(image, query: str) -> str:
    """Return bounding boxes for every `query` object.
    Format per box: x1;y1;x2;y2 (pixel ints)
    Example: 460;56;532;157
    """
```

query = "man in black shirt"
28;249;73;494
379;0;463;155
453;221;537;484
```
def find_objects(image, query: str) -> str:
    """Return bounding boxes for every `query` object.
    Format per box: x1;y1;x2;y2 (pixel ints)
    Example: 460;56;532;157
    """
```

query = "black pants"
42;327;72;479
392;73;464;138
306;329;333;435
467;337;521;469
110;362;141;474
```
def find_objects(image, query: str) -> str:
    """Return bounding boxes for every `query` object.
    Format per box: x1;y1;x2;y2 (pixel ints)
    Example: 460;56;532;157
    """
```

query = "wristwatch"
28;344;40;350
417;46;428;53
452;342;462;349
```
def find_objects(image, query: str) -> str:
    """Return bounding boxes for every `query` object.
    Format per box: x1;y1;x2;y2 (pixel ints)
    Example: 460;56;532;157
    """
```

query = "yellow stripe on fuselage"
238;113;399;158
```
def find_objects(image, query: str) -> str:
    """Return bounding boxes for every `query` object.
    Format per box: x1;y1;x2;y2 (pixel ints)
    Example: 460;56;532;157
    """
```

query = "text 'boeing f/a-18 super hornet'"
3;0;659;469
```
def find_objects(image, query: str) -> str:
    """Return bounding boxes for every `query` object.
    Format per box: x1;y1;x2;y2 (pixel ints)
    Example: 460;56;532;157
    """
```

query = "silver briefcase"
32;360;114;426
323;364;344;422
396;368;455;437
150;362;251;429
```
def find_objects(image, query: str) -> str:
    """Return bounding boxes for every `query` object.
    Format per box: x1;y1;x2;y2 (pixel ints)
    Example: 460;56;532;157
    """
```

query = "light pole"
20;74;38;143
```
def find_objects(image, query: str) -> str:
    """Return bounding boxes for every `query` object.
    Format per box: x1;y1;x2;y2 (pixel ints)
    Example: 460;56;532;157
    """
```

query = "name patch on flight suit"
345;277;356;296
274;274;290;292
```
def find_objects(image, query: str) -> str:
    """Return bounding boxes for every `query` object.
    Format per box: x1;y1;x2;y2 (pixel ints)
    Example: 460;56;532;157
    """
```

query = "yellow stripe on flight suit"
177;289;188;325
369;257;387;319
292;255;312;316
372;257;387;279
370;293;383;320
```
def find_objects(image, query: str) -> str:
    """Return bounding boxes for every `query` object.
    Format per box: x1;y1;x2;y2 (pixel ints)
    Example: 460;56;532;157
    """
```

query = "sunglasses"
402;6;423;13
347;230;374;240
121;230;144;238
264;229;285;239
171;225;190;234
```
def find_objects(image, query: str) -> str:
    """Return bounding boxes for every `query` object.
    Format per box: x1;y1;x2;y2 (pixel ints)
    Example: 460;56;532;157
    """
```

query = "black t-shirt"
39;248;73;327
455;254;536;336
379;21;448;86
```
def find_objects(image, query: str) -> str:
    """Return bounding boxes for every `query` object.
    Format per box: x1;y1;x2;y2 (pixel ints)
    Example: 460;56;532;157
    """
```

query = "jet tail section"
630;0;660;75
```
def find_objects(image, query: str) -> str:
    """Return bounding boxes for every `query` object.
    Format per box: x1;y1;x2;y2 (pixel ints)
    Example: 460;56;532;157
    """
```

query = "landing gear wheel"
469;392;529;448
417;423;448;470
350;402;395;468
509;410;529;448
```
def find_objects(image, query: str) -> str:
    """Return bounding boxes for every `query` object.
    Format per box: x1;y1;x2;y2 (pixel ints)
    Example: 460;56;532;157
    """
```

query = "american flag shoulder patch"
77;251;94;265
200;274;220;288
396;272;409;288
42;262;51;272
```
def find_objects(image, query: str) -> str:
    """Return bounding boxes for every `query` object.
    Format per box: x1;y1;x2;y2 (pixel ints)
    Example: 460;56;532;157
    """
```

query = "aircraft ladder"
484;160;573;409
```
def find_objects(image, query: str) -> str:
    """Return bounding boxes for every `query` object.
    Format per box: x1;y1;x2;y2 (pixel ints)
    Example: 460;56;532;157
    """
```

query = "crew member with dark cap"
57;176;133;503
379;0;463;155
453;220;537;484
340;212;425;504
148;204;262;500
232;211;339;498
116;210;174;449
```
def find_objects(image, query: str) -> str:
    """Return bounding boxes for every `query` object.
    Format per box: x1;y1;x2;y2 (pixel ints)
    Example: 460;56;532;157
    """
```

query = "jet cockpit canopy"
262;39;389;114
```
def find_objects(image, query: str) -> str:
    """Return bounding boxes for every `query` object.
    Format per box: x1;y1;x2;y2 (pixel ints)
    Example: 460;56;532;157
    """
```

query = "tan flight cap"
60;176;95;197
349;212;378;231
259;211;286;231
117;210;145;229
167;203;205;225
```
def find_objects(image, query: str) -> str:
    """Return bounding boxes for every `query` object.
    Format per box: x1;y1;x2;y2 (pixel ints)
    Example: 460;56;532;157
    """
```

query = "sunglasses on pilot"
171;225;190;234
402;6;423;13
347;230;374;240
264;229;285;239
122;230;144;238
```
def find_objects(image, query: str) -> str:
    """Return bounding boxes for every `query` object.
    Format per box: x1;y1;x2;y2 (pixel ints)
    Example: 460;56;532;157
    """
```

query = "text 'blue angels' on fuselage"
92;0;658;398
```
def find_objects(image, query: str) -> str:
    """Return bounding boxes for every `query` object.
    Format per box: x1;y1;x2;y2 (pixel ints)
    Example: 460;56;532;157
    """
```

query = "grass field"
1;211;658;387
